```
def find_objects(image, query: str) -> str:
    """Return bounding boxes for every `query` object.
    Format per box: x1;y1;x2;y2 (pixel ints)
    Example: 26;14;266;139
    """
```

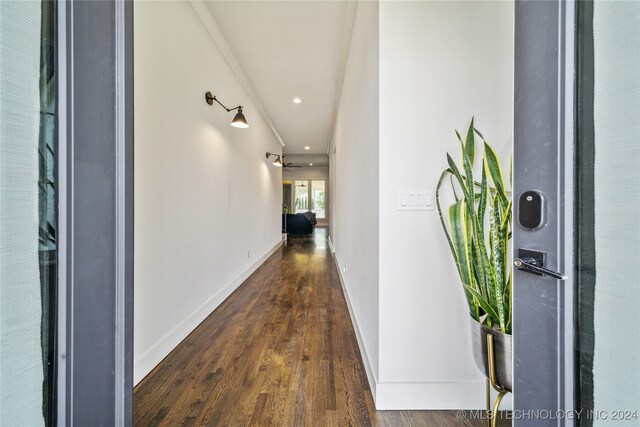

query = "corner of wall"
333;252;378;402
329;0;381;406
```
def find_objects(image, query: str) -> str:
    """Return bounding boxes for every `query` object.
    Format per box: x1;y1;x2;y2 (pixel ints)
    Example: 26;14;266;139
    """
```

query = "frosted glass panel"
592;0;640;424
0;1;56;425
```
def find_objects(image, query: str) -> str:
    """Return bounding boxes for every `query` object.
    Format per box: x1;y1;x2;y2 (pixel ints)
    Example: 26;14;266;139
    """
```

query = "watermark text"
457;409;639;422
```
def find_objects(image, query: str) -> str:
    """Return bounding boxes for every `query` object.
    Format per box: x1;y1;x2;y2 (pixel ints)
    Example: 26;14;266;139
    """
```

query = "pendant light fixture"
205;91;249;128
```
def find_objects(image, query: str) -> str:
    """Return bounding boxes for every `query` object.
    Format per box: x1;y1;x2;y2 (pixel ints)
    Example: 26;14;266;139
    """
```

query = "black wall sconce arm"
204;91;249;128
205;91;240;112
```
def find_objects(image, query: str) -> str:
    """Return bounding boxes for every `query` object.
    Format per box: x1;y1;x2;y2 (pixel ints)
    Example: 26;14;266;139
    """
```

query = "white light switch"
398;190;434;211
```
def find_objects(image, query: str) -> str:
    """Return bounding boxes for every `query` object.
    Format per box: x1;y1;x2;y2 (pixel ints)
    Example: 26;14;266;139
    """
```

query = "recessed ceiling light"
304;146;310;150
293;97;302;104
309;163;313;166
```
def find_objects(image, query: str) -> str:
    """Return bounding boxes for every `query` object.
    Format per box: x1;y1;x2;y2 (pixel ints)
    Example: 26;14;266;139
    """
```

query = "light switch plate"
398;190;434;211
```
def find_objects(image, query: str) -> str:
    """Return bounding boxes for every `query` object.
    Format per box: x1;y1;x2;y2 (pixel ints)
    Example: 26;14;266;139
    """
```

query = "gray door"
0;0;133;425
57;0;134;425
514;1;639;425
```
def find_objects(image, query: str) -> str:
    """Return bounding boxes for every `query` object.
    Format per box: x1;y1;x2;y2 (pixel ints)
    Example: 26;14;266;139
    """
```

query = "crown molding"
189;0;286;147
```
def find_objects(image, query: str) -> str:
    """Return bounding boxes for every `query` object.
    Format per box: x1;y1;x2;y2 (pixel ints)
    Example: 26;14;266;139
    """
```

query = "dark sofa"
282;212;317;235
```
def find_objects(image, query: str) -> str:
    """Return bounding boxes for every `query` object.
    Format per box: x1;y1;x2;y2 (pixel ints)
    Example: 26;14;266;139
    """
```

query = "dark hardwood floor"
134;228;496;426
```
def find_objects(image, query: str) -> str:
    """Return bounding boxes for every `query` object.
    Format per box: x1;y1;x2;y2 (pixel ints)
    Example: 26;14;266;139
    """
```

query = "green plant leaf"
464;284;500;323
438;170;478;319
465;117;475;165
451;152;490;307
455;127;475;209
483;141;508;209
436;119;512;334
453;150;495;311
490;195;506;331
455;129;464;145
477;164;488;237
450;175;460;202
461;149;475;215
500;200;512;231
448;201;476;310
436;169;457;259
447;154;472;203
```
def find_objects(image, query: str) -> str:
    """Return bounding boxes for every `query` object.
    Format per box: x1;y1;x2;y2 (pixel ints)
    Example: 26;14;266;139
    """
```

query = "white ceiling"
205;1;353;155
282;154;329;167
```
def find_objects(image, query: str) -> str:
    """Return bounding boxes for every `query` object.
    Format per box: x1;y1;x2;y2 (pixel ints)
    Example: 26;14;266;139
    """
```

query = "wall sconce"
204;91;249;128
266;152;282;167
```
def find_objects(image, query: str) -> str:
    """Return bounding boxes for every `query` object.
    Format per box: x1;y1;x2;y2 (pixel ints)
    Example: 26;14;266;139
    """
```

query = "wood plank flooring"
134;228;496;426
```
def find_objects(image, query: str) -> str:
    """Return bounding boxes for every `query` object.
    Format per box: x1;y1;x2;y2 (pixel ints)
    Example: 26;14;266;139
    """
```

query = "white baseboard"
375;380;486;410
327;236;335;253
332;252;506;411
333;253;378;401
377;381;512;410
134;239;284;385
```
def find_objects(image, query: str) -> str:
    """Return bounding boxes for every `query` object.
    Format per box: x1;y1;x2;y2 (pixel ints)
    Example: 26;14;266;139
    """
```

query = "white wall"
331;0;513;410
330;0;380;387
377;1;513;409
134;1;283;385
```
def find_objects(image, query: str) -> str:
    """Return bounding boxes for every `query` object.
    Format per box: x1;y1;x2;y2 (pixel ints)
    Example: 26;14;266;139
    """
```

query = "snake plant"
436;119;512;334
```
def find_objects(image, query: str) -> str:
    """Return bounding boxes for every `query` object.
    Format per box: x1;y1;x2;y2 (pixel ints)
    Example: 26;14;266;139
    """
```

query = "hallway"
133;228;482;426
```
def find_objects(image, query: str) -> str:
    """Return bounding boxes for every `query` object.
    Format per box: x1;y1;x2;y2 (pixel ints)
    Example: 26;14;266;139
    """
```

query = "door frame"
57;0;134;425
513;0;576;424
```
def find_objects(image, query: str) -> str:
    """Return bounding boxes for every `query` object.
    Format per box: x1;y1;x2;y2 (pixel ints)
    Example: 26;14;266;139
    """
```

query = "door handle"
514;257;567;280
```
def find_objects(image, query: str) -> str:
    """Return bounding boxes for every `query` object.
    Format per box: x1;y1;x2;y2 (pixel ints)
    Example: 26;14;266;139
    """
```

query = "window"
294;179;326;219
311;180;325;219
294;180;309;212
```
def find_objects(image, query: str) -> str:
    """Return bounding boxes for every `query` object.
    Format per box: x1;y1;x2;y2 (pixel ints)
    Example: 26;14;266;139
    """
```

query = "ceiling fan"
281;155;301;168
266;152;302;168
